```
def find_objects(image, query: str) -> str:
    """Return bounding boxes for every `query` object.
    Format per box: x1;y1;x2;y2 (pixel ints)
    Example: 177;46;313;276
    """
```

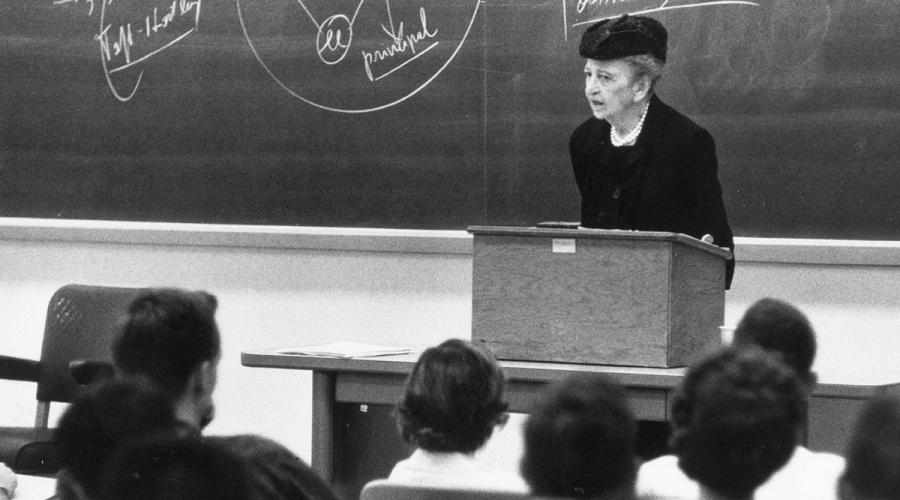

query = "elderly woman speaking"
570;15;734;288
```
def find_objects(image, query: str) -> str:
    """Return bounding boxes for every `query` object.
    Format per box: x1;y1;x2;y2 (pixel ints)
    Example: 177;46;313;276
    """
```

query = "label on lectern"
552;238;576;253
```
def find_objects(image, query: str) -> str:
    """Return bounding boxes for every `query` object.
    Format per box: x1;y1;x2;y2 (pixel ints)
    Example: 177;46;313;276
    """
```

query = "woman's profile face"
583;58;641;124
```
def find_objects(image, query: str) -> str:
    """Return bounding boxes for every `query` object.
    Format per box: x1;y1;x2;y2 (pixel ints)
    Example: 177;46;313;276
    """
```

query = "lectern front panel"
471;230;724;367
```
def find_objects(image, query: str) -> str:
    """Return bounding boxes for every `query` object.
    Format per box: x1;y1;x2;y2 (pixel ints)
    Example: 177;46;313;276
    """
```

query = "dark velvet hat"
579;14;668;62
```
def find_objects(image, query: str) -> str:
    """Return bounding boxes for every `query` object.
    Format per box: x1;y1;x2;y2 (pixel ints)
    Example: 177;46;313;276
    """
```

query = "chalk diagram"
92;0;202;102
236;0;481;113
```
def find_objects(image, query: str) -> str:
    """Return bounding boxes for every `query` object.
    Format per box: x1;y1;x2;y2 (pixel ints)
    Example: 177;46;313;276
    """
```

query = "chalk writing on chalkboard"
51;0;203;102
236;0;480;113
564;0;760;40
561;0;833;105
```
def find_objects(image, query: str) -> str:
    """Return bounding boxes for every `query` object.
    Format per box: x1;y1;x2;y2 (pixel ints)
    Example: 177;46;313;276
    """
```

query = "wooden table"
242;351;900;499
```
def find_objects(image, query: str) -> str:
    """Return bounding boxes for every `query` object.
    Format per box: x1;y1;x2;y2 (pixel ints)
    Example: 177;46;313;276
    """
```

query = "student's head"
732;297;817;387
670;347;807;500
394;338;508;454
839;394;900;500
112;288;221;429
98;437;249;500
521;373;637;500
54;379;187;499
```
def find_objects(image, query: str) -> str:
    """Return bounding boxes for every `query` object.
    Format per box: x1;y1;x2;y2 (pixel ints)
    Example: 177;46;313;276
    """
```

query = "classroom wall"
0;220;472;460
2;219;899;460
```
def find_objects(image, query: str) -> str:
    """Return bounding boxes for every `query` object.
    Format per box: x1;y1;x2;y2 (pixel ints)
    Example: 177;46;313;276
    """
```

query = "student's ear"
186;359;218;429
804;371;818;391
195;359;218;398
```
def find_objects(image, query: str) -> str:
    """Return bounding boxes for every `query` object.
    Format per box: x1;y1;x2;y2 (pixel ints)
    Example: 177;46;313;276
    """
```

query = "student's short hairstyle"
98;437;248;500
112;288;220;399
671;347;807;499
521;373;637;498
394;339;508;453
733;297;816;382
54;379;184;498
840;394;900;500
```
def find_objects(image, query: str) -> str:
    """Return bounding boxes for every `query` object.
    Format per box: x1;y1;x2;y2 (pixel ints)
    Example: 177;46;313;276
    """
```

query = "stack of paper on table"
276;341;411;359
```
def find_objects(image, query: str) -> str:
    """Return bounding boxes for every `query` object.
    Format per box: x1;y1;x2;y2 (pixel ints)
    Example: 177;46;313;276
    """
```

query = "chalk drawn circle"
236;0;481;113
317;14;353;65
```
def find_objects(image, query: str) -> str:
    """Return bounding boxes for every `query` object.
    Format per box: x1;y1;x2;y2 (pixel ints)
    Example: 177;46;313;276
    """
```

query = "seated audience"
638;298;844;500
669;347;806;500
54;379;189;500
521;373;637;500
838;393;900;500
112;287;339;500
97;437;249;500
387;338;527;492
0;463;15;500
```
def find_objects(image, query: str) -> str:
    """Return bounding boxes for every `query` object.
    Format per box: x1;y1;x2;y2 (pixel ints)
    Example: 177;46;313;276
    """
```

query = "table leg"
311;371;335;483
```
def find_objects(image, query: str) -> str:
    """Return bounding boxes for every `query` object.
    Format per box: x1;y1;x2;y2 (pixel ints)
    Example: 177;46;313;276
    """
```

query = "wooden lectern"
468;226;732;368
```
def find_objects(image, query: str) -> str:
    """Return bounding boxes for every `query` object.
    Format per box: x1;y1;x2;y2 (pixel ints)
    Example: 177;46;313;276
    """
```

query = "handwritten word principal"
95;0;201;101
362;7;438;82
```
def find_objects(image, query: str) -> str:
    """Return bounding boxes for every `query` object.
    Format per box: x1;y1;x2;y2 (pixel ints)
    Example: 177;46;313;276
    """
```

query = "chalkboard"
2;0;898;239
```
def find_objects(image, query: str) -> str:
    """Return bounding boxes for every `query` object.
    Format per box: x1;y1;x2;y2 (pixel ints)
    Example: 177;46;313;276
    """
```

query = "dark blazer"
570;95;735;288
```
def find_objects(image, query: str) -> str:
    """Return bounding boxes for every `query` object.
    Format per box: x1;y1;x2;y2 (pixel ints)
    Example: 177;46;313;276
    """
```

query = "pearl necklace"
610;102;650;147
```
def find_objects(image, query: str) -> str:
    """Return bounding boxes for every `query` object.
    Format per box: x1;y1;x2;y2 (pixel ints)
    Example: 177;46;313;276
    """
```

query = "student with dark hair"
670;347;806;500
638;298;844;500
53;379;189;500
387;338;527;491
839;394;900;500
98;437;249;500
112;287;339;500
113;288;221;430
521;373;637;500
732;297;817;385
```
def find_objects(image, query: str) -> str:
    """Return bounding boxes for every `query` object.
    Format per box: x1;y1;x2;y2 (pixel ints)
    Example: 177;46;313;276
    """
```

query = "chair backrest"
359;479;530;500
35;284;143;404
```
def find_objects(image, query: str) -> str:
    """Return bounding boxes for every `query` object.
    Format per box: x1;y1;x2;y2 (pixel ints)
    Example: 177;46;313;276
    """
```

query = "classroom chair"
0;284;142;474
359;479;539;500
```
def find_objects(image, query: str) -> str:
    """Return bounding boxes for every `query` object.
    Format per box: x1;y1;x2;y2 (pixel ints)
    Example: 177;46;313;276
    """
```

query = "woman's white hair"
623;54;665;93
